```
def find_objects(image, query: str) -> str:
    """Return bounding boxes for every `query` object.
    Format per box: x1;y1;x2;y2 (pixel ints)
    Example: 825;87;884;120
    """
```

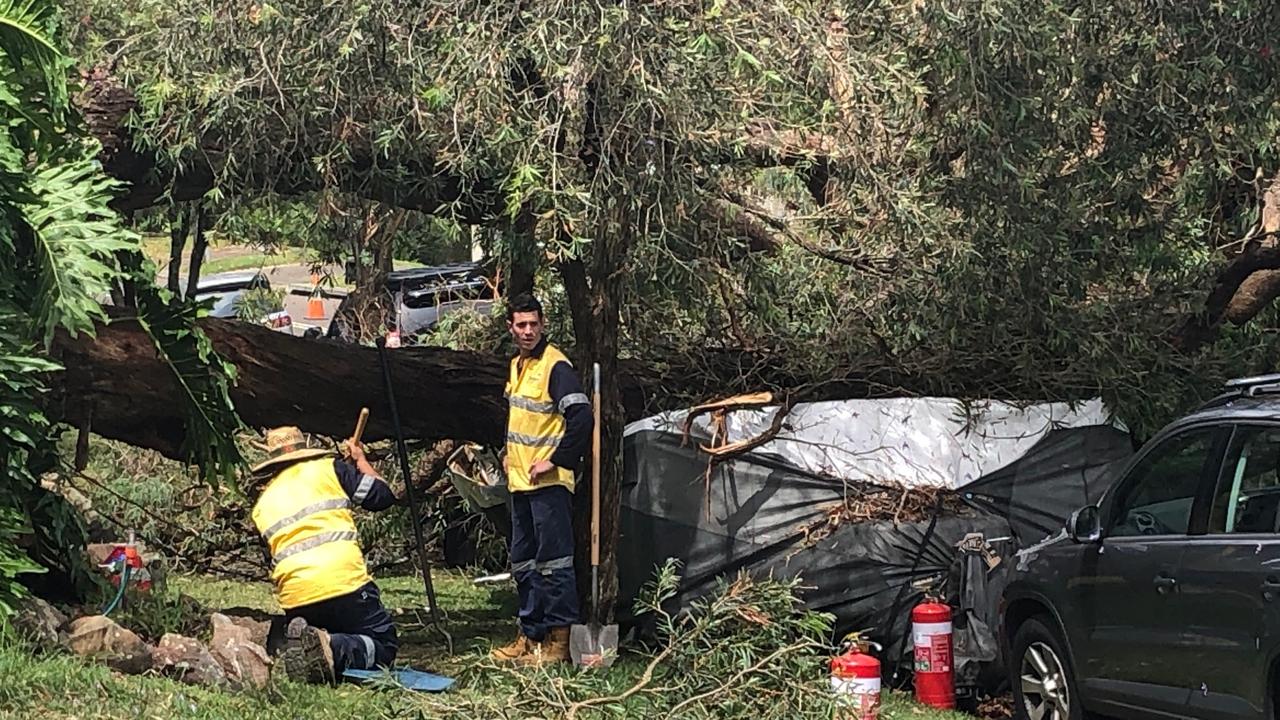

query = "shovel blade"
569;622;618;669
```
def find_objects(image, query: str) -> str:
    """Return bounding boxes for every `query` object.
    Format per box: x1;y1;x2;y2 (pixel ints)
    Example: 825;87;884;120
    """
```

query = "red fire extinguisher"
912;600;955;708
830;637;881;719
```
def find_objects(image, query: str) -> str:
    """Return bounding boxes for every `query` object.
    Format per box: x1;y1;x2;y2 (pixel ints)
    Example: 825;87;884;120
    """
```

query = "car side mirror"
1067;505;1101;543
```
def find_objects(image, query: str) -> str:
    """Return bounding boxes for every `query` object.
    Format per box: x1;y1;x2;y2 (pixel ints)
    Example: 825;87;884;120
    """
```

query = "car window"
1209;426;1280;534
1109;427;1217;537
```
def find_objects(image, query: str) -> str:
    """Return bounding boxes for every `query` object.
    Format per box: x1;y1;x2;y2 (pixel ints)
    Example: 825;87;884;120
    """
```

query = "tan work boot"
281;617;335;684
491;628;531;662
517;627;571;667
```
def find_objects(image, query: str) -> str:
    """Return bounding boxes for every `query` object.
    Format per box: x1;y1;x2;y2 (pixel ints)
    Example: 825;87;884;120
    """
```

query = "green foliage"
0;508;41;617
22;157;136;346
75;436;505;577
634;562;842;718
106;589;207;642
0;0;64;124
135;280;245;482
168;191;471;277
420;306;508;354
67;0;1280;435
0;0;244;617
0;0;108;617
232;286;285;322
74;436;263;573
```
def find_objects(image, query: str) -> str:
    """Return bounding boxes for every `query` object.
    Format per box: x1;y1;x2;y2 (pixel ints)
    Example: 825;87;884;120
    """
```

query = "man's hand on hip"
528;459;556;485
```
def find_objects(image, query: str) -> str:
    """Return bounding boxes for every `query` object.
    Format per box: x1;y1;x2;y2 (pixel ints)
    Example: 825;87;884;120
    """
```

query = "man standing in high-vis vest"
249;426;399;683
492;294;593;666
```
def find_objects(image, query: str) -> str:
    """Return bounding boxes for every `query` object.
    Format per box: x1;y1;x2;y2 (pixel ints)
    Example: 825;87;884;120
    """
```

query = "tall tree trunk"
504;209;538;301
341;202;407;342
185;202;209;298
166;204;193;294
562;206;631;623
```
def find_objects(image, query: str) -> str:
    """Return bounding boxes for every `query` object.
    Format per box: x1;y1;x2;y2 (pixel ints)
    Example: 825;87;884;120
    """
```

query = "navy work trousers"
286;581;398;673
510;485;579;640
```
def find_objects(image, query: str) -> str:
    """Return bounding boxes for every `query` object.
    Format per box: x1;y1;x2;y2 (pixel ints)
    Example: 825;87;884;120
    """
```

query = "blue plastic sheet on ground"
342;668;455;692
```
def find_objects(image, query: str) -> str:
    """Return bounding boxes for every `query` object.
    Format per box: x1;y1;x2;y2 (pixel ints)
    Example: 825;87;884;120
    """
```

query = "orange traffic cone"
306;294;325;320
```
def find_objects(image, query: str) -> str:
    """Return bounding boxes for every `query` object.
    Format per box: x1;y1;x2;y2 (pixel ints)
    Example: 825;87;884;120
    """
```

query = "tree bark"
47;316;508;457
559;205;631;623
185;202;209;298
503;209;539;302
1222;177;1280;325
166;204;193;294
1172;177;1280;353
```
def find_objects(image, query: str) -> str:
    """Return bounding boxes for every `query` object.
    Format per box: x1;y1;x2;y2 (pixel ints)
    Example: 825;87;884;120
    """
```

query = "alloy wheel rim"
1020;641;1071;720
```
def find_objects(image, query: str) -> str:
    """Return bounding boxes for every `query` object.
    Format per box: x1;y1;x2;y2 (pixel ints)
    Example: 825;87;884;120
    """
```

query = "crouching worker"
249;426;399;683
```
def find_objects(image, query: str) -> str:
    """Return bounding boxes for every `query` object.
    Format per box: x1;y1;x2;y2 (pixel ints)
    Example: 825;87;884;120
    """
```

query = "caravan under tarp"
617;429;1011;650
617;398;1134;686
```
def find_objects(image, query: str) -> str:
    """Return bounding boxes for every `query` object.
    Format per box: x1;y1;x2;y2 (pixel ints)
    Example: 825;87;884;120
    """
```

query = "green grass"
0;572;973;719
201;248;312;275
139;233;171;264
139;232;314;276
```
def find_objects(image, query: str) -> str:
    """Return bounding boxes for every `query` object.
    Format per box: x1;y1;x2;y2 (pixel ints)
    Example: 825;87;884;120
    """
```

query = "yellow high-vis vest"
505;343;576;493
251;457;371;609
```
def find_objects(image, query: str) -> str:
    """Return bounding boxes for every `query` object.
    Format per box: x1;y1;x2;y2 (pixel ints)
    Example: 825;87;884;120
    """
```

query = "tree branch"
1173;237;1280;352
77;66;500;220
717;190;893;272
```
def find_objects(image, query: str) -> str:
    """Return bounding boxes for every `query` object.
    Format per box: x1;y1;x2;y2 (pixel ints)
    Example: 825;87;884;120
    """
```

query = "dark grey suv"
1003;374;1280;720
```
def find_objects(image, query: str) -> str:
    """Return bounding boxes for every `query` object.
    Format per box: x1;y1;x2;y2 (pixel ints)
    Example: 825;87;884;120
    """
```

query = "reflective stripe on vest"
250;457;371;608
272;530;360;564
507;430;562;448
504;343;577;493
260;497;351;543
507;394;556;414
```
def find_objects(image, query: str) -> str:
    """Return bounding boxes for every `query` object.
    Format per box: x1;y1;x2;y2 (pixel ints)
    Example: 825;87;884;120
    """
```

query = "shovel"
570;362;618;668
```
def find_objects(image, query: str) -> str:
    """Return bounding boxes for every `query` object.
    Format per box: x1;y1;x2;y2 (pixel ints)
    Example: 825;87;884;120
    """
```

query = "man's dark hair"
506;293;544;321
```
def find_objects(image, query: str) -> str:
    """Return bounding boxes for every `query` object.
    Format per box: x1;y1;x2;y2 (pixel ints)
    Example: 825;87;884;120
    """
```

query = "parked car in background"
189;270;293;332
1002;373;1280;720
327;261;498;344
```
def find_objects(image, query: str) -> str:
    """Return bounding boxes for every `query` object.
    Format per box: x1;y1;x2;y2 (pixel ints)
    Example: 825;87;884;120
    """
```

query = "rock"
220;614;271;648
153;634;226;687
209;613;271;689
85;543;118;567
11;596;68;653
66;615;153;674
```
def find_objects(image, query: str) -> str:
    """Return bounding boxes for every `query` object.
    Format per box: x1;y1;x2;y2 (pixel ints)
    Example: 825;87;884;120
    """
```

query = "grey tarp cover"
617;425;1134;681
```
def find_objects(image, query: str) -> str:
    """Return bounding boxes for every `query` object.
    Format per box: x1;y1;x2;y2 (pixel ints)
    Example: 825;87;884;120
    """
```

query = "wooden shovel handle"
591;364;601;568
351;407;370;446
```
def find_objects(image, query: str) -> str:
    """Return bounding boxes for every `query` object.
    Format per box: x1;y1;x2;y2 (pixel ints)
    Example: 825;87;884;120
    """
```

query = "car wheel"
1011;617;1086;720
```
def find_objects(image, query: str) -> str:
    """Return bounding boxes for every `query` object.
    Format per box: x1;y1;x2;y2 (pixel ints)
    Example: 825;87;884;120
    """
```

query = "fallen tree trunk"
46;316;678;461
48;317;510;459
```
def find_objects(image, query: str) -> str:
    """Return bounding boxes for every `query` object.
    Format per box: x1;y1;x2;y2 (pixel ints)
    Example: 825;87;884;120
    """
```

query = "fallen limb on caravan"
615;397;1133;692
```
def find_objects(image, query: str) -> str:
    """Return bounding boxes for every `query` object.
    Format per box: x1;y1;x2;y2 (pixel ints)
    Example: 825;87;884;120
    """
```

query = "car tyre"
1011;616;1091;720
